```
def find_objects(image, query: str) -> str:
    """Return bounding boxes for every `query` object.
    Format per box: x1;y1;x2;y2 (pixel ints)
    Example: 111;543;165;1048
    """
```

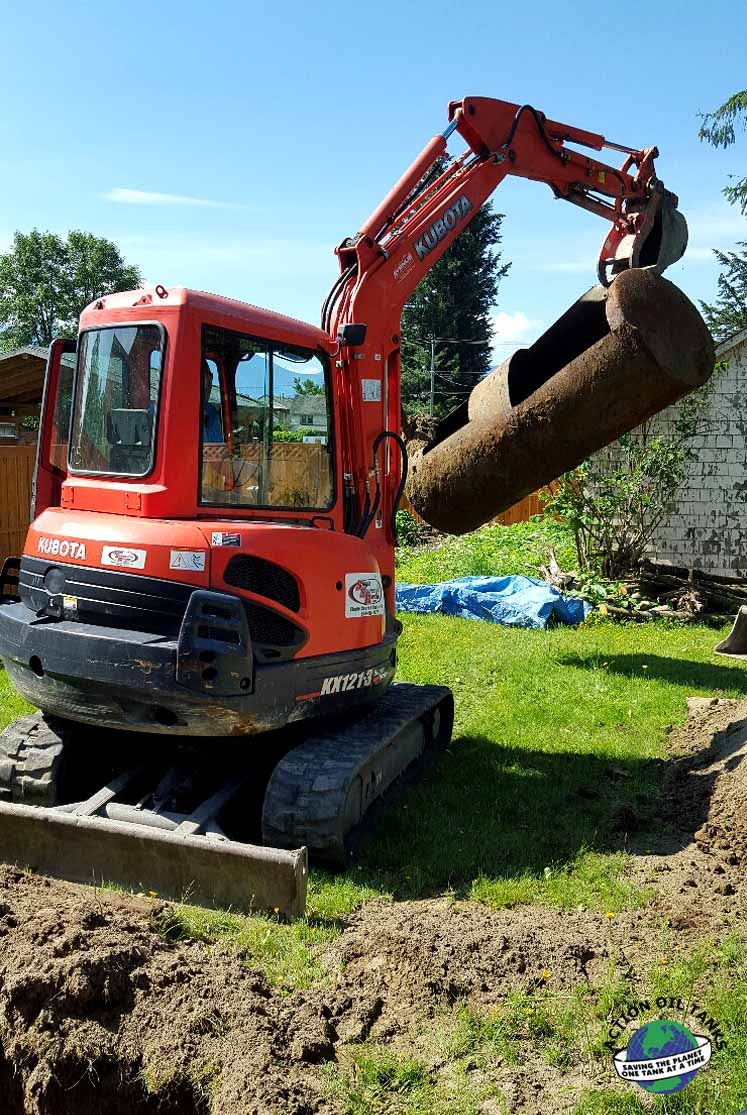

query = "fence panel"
399;487;549;529
0;446;35;568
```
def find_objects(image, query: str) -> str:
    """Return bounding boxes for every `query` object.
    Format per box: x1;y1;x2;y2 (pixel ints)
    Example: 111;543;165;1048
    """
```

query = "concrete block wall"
635;340;747;576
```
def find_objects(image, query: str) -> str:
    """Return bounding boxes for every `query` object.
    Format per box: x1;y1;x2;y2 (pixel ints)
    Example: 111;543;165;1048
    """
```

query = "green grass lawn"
0;670;34;725
357;615;746;908
396;516;577;583
28;613;737;987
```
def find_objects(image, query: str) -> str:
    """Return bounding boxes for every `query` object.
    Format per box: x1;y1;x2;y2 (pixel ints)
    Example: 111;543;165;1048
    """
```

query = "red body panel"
26;509;385;659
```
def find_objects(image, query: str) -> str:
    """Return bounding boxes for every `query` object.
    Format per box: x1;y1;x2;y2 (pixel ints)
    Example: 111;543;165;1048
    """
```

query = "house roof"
716;328;747;358
289;394;327;414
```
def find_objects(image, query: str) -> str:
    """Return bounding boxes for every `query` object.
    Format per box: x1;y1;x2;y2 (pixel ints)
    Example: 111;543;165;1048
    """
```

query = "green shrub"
395;515;576;584
395;509;431;547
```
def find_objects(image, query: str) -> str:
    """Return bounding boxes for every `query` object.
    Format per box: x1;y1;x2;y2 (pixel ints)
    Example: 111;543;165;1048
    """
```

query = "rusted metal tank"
405;269;714;535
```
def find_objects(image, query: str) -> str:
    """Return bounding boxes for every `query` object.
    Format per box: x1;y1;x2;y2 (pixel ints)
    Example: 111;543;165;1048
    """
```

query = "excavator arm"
327;95;687;334
323;97;691;554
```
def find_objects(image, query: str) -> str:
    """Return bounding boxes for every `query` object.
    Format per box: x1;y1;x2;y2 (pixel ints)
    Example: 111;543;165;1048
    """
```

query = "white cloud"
492;309;543;343
489;309;544;365
685;205;746;245
103;188;243;209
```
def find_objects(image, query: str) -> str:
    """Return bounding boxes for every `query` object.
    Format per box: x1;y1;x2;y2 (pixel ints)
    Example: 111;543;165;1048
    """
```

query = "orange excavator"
0;97;712;917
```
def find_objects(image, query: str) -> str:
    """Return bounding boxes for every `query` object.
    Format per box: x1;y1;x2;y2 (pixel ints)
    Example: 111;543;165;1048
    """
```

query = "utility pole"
428;335;436;417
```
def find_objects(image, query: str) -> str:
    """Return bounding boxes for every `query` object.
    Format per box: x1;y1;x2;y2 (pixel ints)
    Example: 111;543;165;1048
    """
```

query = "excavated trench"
406;268;715;534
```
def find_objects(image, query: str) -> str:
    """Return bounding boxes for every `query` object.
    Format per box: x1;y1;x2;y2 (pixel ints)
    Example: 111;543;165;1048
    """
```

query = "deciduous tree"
0;229;141;349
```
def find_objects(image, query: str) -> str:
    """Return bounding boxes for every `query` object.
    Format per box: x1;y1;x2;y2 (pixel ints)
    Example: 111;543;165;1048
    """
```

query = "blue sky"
1;0;744;362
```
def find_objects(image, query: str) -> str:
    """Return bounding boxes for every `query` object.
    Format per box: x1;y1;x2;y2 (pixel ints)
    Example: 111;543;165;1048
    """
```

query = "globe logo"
613;1019;712;1094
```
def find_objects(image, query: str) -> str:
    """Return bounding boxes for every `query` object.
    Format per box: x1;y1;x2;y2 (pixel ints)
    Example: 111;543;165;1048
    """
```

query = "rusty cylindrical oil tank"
405;269;714;535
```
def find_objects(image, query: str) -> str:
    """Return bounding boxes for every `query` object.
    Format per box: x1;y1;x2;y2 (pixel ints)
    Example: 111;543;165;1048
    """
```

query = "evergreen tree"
698;89;747;341
400;159;510;417
699;90;747;213
701;244;747;342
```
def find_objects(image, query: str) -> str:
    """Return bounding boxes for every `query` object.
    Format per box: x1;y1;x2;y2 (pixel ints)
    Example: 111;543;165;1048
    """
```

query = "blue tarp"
396;575;590;630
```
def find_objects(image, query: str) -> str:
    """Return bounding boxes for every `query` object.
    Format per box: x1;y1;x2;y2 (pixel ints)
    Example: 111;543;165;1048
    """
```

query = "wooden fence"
0;446;34;569
399;487;548;528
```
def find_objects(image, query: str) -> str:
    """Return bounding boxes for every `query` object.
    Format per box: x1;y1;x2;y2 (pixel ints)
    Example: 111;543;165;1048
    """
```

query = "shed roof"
0;346;50;404
716;328;747;358
288;394;327;414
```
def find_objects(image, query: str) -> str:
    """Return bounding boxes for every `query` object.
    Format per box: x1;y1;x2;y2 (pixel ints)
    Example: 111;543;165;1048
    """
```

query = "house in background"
642;329;747;577
287;394;328;433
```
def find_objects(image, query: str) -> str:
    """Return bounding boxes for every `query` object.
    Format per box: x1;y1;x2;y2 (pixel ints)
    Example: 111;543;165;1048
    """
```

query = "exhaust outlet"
405;269;714;535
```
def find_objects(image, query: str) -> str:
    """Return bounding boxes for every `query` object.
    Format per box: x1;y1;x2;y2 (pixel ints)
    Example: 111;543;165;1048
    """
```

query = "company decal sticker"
345;572;385;618
100;545;147;570
170;550;206;572
361;379;382;403
413;194;473;262
62;595;78;615
295;663;393;701
211;531;241;547
37;537;86;560
604;994;726;1096
393;251;415;283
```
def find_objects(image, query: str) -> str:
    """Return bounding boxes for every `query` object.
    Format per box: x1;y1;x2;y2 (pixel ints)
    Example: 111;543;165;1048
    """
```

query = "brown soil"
1;697;746;1114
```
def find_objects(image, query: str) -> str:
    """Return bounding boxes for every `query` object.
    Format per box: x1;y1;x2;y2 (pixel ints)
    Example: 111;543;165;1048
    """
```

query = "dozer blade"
0;799;307;918
715;606;747;659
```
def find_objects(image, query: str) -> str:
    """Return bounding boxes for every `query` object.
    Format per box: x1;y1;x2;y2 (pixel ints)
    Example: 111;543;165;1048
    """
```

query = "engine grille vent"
223;554;300;612
19;557;193;637
244;602;305;648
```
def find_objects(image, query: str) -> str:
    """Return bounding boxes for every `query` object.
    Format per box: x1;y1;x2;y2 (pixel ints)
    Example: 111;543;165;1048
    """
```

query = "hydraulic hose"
356;431;408;543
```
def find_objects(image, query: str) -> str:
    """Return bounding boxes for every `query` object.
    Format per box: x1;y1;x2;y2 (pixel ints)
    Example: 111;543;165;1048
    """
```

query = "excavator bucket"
714;606;747;659
598;193;689;286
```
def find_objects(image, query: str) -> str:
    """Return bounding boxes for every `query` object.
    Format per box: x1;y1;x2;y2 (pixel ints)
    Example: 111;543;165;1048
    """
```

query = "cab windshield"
200;324;333;509
69;325;163;476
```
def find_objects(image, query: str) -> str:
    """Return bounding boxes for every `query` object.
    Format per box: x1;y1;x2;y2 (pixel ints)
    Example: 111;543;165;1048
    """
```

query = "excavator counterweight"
0;96;713;917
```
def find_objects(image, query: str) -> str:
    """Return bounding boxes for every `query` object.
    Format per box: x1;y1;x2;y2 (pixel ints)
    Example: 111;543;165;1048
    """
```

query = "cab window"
200;324;333;509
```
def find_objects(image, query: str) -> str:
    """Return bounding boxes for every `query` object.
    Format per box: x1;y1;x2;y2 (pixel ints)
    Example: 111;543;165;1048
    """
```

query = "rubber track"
262;682;453;865
0;712;68;806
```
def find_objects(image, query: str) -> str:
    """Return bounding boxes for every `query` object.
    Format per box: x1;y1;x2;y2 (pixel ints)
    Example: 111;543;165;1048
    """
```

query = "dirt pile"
0;867;337;1115
0;868;642;1115
643;696;747;921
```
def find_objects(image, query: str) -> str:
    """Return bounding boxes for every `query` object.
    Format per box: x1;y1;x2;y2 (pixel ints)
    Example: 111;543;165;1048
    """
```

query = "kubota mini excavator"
0;97;712;917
